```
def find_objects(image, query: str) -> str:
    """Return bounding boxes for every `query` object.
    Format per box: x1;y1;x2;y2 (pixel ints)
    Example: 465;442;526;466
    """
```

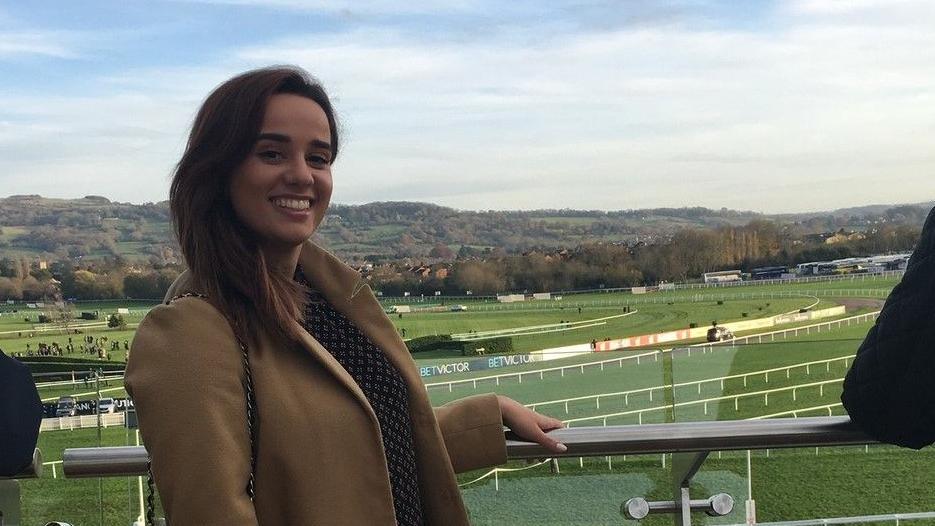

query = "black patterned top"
296;269;424;526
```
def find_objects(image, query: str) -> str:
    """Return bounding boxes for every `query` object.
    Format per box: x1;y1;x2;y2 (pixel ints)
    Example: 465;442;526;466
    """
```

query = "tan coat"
125;242;507;525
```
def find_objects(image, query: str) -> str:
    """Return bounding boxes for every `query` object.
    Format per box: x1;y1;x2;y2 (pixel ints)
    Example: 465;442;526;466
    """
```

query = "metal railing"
0;417;879;524
46;416;877;525
55;416;872;477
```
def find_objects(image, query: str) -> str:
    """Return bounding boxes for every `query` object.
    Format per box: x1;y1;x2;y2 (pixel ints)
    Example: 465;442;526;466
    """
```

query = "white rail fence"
425;312;877;393
42;460;64;479
35;374;125;390
526;354;854;414
559;378;845;427
39;412;126;432
424;350;662;392
383;269;903;304
678;311;879;354
447;288;890;312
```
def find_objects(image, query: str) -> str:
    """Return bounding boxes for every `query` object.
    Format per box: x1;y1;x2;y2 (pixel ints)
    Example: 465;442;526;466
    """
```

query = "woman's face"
230;93;333;254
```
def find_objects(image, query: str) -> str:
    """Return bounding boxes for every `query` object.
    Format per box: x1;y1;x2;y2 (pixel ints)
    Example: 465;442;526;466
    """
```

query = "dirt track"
837;298;886;312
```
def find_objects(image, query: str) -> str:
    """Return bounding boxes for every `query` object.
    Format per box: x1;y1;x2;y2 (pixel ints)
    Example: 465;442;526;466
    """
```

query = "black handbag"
145;293;257;525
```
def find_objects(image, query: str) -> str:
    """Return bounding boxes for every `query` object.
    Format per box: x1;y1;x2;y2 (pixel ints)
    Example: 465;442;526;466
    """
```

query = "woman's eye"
307;154;329;166
258;150;284;161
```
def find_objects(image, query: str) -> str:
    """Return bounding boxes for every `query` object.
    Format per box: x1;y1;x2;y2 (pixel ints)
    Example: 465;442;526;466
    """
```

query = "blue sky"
1;0;933;213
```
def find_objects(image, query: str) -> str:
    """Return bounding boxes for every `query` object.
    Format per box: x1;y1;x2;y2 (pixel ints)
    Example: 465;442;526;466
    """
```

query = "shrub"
16;358;125;375
107;313;126;329
405;334;454;354
459;337;514;356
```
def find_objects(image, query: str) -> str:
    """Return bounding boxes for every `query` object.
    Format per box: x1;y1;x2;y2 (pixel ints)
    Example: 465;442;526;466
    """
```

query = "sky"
0;0;933;213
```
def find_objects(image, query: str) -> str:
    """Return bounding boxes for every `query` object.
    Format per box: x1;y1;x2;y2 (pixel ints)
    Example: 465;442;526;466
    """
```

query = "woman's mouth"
271;197;312;211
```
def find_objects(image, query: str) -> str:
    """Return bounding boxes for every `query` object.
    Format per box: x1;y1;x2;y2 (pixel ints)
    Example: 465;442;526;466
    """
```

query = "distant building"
750;266;789;280
703;270;742;284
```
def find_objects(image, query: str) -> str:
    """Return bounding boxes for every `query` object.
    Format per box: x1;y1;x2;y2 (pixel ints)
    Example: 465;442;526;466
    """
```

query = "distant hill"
0;196;930;262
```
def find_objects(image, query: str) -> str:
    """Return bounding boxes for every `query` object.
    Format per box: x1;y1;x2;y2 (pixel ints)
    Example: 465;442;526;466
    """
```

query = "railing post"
672;451;710;526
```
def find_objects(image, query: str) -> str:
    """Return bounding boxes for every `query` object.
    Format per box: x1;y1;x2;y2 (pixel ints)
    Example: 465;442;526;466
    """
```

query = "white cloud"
174;0;481;15
2;3;935;212
0;31;80;58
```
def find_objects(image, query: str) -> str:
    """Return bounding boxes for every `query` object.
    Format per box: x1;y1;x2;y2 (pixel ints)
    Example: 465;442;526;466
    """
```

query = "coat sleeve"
841;206;935;449
124;298;259;525
433;393;507;473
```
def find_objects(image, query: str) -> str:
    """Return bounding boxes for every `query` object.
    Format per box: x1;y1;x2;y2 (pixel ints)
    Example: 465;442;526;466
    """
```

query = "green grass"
402;296;827;356
15;287;911;526
460;446;935;525
20;427;148;525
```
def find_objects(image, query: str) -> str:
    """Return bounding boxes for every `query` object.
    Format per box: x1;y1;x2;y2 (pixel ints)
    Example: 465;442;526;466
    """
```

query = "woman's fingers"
528;414;567;453
498;395;568;453
539;415;565;433
532;426;568;453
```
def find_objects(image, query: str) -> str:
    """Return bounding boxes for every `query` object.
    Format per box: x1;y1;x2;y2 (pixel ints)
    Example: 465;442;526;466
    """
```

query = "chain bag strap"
146;292;257;525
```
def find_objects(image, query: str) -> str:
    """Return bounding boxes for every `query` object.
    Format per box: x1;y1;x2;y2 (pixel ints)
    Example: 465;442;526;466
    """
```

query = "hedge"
15;356;126;375
458;337;514;357
16;356;119;364
405;334;454;354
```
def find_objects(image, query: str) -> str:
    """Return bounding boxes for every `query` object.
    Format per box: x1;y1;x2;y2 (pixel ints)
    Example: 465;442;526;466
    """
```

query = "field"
15;274;931;526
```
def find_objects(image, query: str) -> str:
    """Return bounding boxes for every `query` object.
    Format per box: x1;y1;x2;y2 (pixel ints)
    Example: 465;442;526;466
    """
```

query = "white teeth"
273;198;311;210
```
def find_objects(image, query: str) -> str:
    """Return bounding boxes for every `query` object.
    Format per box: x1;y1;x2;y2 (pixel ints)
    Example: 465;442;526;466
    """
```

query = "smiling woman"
124;66;565;526
229;94;334;270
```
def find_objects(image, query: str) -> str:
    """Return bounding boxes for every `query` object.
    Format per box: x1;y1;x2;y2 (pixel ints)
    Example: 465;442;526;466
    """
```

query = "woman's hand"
497;395;567;454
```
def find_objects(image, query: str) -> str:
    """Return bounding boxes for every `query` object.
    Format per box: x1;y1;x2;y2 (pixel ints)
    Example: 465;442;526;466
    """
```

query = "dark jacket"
841;206;935;449
0;350;42;476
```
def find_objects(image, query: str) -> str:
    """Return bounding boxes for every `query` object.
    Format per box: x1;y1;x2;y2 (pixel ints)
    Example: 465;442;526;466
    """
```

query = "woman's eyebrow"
256;132;290;143
256;132;331;151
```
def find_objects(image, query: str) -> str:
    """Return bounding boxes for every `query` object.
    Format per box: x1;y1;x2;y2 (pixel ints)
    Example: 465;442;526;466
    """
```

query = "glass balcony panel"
425;343;673;525
19;425;147;525
664;307;934;524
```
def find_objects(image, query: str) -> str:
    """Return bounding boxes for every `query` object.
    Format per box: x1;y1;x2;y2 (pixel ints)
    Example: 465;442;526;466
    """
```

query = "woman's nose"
285;158;315;185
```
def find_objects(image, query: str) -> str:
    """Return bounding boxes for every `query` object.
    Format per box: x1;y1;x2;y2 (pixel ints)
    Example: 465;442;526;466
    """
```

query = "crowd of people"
6;334;128;360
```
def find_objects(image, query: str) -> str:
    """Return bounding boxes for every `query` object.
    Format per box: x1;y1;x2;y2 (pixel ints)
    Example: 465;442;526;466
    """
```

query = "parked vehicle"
706;326;735;342
97;398;116;414
449;305;468;312
55;396;77;417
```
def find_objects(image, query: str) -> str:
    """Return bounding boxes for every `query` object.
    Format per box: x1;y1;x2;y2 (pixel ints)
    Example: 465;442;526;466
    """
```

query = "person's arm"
433;393;508;473
125;298;259;525
0;351;42;476
433;394;565;473
841;206;935;449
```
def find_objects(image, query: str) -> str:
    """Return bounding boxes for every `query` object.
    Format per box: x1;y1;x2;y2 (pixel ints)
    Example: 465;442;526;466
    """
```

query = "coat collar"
163;242;430;421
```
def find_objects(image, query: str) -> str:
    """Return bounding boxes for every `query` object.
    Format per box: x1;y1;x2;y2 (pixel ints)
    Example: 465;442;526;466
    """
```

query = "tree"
449;261;506;295
21;276;48;301
428;243;455;260
54;294;74;330
0;277;22;300
107;313;126;329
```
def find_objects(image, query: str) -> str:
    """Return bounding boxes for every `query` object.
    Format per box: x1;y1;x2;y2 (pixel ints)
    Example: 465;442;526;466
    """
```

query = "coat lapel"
164;258;386;427
297;242;433;420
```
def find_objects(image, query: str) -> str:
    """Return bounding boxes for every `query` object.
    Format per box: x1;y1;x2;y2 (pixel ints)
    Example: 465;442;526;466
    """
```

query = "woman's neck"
261;243;302;277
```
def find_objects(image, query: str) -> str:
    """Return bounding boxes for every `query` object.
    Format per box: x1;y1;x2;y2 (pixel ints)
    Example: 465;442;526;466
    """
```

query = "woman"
125;66;566;525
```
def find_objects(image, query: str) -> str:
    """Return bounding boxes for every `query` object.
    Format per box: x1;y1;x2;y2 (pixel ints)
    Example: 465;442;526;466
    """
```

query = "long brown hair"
170;66;339;344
